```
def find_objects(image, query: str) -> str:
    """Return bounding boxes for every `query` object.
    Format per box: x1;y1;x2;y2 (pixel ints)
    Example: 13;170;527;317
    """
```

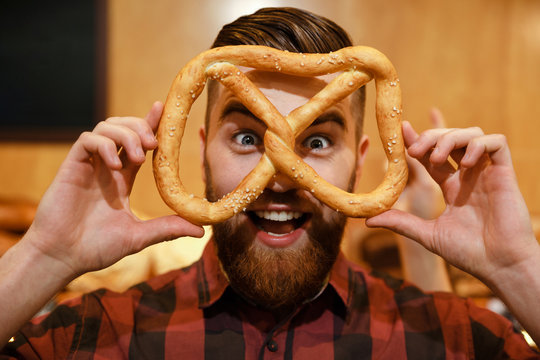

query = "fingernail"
147;134;158;146
137;147;145;159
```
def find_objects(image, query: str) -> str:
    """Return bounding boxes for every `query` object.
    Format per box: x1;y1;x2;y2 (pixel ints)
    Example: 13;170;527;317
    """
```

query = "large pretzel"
153;45;408;225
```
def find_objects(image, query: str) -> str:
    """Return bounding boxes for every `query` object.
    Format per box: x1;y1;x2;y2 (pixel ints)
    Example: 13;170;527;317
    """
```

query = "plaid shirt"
2;240;538;359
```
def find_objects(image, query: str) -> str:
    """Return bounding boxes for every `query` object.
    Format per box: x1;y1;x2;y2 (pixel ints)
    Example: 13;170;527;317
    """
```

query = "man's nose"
265;171;298;193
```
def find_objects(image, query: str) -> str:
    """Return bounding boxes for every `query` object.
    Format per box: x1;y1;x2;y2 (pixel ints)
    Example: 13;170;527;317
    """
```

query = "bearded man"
1;7;539;359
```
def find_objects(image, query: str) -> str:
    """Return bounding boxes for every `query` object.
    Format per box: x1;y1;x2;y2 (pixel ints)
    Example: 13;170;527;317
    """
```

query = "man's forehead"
211;66;350;118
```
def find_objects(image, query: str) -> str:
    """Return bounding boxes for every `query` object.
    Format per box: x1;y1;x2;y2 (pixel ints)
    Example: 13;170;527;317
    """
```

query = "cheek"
206;144;263;197
304;149;356;190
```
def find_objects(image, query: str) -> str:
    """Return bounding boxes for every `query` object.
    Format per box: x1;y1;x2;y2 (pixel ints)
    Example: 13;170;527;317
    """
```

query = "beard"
205;163;354;313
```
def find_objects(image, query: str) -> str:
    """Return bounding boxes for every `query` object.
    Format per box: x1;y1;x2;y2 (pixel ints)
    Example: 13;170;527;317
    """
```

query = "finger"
70;132;123;169
403;122;456;184
366;209;436;252
429;107;447;129
145;101;164;133
401;121;420;148
93;122;146;165
407;128;453;159
105;116;158;151
130;215;205;252
461;133;513;168
429;127;485;165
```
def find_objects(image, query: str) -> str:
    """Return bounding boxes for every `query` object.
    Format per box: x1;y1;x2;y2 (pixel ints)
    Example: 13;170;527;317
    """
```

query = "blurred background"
1;1;539;334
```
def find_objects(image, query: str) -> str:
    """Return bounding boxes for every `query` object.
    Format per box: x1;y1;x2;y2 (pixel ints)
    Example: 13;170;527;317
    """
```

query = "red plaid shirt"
2;240;538;359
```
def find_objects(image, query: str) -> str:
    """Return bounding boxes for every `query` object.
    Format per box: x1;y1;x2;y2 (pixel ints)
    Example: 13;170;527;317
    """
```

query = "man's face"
201;69;368;311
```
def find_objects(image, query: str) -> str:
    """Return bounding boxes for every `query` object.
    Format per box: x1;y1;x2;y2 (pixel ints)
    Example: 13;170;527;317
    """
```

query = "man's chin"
212;210;345;312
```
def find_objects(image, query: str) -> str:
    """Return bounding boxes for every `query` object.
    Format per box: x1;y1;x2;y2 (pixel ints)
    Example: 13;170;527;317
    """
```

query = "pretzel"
153;45;408;225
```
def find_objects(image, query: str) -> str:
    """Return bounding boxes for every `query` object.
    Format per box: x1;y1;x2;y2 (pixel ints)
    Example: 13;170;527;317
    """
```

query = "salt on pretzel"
153;45;408;225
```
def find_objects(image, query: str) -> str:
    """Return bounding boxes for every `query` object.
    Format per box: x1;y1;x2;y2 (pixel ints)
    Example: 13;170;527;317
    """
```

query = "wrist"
484;242;540;298
482;243;540;346
15;226;79;286
0;232;77;344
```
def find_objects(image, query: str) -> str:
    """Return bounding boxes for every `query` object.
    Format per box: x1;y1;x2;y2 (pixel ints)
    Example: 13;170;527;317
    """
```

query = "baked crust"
153;45;408;225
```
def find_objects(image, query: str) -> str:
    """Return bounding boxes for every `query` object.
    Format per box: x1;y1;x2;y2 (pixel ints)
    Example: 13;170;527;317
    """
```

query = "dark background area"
0;0;106;141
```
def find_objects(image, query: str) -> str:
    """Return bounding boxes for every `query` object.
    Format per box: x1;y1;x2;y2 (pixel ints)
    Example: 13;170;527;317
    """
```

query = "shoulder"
358;266;538;358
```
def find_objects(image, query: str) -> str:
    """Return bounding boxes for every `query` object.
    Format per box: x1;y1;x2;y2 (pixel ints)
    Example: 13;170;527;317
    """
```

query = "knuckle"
469;126;484;135
104;116;121;123
494;133;507;144
93;120;109;132
78;131;93;142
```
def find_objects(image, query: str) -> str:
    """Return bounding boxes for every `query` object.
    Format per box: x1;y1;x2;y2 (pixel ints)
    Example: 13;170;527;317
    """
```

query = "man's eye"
233;132;260;146
304;135;331;150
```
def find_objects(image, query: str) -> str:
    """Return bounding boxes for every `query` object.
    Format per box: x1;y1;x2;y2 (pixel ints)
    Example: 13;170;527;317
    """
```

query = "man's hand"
0;102;203;346
27;101;204;276
366;118;540;343
368;120;538;282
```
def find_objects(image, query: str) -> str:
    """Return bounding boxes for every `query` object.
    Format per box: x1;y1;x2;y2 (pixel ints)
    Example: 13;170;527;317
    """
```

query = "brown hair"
205;7;365;141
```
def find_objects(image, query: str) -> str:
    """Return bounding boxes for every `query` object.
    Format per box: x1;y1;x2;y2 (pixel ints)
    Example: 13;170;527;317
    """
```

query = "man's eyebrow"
310;110;347;131
220;99;347;131
219;100;266;128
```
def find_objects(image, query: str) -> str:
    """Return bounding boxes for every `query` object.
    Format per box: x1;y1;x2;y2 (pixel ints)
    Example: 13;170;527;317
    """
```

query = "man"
1;7;539;359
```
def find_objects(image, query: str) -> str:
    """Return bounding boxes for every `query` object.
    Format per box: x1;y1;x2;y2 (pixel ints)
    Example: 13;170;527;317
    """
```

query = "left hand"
366;120;539;286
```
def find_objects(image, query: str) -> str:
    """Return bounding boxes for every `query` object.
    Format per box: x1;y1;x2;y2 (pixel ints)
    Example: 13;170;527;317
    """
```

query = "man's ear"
355;134;370;182
199;125;207;185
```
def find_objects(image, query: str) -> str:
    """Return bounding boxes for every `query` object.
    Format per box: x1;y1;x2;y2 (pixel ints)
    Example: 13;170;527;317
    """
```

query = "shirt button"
267;339;278;352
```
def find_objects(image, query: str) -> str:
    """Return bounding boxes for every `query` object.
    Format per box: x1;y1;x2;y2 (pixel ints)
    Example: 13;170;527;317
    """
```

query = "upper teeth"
255;210;302;222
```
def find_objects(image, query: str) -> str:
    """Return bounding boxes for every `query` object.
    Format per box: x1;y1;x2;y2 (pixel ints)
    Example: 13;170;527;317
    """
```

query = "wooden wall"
1;0;539;238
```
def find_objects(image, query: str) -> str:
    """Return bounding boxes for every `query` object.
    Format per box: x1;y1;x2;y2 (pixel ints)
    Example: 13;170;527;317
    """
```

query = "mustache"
251;188;317;208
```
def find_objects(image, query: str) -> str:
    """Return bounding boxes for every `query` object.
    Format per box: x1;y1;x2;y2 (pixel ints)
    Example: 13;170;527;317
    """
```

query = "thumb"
366;209;436;251
131;215;205;251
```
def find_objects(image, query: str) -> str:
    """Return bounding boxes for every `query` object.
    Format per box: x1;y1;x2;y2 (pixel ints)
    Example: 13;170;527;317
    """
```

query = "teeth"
267;231;289;237
255;210;303;221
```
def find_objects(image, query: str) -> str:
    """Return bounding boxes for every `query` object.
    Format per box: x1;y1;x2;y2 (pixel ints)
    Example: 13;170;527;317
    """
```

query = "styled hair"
205;7;365;141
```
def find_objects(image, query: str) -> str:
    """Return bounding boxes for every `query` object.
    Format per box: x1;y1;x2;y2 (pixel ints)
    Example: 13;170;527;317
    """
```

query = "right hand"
24;101;204;278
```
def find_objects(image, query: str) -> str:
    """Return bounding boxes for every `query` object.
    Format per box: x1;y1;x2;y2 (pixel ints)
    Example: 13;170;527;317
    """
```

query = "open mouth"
248;210;310;236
